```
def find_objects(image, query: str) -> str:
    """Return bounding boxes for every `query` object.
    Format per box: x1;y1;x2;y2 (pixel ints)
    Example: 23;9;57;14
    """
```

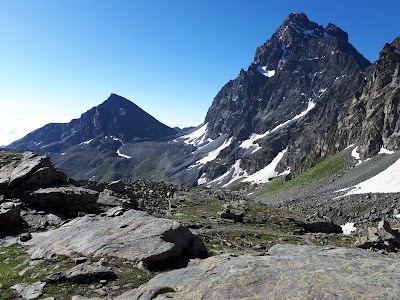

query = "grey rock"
116;244;400;300
26;210;207;266
356;219;400;251
11;281;46;300
22;212;64;230
20;232;32;242
28;187;99;217
97;189;125;207
47;262;116;283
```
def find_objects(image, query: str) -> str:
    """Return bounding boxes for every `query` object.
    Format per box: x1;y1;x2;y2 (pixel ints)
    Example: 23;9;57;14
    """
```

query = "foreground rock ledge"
26;209;206;265
117;244;400;300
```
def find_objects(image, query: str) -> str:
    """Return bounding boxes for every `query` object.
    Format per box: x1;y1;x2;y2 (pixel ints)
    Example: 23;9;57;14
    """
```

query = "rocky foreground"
1;151;400;299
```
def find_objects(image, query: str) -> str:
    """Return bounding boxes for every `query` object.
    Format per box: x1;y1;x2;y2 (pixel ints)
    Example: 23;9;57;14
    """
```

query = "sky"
0;0;399;146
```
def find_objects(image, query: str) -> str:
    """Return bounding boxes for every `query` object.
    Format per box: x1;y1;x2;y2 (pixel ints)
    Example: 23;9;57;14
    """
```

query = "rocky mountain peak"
325;23;348;42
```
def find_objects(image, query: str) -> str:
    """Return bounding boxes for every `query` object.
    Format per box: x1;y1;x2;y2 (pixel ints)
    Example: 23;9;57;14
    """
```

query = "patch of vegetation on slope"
253;148;352;200
0;245;153;300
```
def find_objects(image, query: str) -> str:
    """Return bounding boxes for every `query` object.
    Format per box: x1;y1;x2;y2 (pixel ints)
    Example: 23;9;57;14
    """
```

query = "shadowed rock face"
117;244;400;300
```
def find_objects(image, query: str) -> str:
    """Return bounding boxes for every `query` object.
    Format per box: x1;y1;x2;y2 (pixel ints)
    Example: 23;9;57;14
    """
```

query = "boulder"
356;219;400;251
47;262;117;283
11;281;46;300
22;212;65;230
28;187;99;217
107;180;126;193
0;152;68;197
97;189;127;207
0;201;22;232
26;210;207;267
116;244;400;300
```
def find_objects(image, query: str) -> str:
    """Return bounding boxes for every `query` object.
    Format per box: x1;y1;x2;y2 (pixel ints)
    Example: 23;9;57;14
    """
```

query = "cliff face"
337;36;400;158
200;13;371;182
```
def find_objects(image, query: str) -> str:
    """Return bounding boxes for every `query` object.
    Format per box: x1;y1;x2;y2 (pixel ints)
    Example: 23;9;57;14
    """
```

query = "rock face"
28;187;99;217
117;244;400;300
0;201;22;233
8;94;177;152
0;152;67;197
27;209;207;266
338;36;400;158
196;12;370;185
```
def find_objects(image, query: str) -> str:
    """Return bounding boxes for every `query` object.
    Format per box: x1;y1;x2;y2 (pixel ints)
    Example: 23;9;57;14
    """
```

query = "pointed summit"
8;94;177;151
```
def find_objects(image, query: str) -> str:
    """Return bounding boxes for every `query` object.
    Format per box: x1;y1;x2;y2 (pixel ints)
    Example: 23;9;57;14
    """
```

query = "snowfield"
341;157;400;195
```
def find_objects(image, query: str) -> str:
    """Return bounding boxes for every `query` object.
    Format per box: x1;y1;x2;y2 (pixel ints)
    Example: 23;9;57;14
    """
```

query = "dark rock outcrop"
0;201;22;233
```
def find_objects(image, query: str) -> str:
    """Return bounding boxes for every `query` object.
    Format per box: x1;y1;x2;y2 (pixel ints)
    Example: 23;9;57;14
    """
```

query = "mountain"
187;13;372;186
8;93;177;152
6;13;400;188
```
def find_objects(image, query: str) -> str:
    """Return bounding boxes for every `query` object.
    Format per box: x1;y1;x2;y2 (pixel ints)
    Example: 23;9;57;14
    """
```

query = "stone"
107;180;126;193
20;232;32;242
47;262;117;283
26;210;207;267
97;189;125;207
11;281;46;300
22;212;64;230
28;187;99;217
356;219;400;251
0;201;22;232
116;244;400;300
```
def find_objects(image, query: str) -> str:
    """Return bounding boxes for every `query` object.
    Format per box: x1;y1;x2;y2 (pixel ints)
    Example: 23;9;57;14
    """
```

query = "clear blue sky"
0;0;399;145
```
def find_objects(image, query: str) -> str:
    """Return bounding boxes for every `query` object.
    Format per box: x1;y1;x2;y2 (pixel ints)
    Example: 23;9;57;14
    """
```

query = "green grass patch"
170;197;225;223
0;151;23;168
254;149;350;199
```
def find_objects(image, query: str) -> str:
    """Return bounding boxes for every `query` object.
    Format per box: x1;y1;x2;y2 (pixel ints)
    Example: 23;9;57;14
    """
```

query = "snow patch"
111;136;123;144
243;149;287;184
351;146;361;160
257;66;275;77
207;160;248;188
189;137;233;169
176;123;211;148
117;149;131;159
394;49;400;55
340;158;400;195
240;101;315;150
341;223;357;235
80;139;93;145
379;147;394;155
197;173;208;185
61;152;65;156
